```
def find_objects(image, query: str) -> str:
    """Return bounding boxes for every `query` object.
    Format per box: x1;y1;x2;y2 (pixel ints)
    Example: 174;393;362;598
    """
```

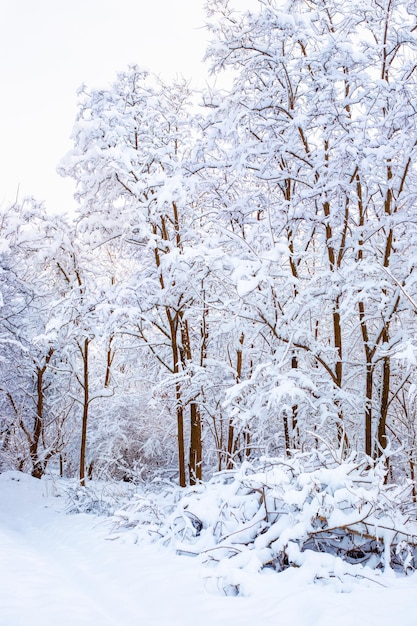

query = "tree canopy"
1;0;417;494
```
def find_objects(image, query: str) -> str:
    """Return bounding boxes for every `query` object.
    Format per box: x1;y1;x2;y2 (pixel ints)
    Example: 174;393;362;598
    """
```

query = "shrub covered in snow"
109;453;417;594
63;480;138;516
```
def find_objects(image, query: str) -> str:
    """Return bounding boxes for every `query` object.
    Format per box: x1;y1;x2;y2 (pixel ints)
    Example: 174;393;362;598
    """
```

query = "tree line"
1;0;417;490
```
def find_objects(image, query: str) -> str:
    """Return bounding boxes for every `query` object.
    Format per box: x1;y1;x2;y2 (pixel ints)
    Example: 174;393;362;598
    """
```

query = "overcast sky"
0;0;210;214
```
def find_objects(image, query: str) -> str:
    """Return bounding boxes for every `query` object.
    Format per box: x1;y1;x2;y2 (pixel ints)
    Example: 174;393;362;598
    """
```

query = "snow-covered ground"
1;471;416;626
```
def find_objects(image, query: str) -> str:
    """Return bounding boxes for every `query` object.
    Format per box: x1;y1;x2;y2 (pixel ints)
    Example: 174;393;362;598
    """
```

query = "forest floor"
0;471;416;626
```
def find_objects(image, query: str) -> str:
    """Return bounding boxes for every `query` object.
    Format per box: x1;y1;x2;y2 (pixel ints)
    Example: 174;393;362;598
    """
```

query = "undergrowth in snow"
2;469;417;625
62;480;138;516
105;453;417;595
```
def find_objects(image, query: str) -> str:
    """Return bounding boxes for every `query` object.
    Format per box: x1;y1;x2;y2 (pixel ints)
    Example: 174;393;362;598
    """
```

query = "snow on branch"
108;453;417;594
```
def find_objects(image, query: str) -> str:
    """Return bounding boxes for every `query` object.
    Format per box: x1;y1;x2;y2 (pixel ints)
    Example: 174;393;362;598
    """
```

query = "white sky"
0;0;210;214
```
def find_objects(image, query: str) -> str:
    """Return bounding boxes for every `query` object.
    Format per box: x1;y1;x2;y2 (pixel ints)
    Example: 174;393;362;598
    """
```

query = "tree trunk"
180;317;202;484
79;337;90;487
153;221;187;487
104;334;114;388
30;348;54;479
175;381;186;487
227;333;244;469
377;330;391;458
189;402;202;484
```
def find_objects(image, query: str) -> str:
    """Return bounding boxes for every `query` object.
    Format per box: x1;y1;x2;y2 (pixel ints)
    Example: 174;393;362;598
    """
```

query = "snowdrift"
109;454;417;595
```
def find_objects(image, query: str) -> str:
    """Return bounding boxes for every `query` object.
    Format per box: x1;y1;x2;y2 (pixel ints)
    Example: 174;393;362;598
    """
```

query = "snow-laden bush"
109;453;417;593
63;481;137;516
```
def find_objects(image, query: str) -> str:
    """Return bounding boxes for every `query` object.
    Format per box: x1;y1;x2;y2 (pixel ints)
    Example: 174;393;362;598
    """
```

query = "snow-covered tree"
201;0;417;473
61;67;211;485
0;200;76;477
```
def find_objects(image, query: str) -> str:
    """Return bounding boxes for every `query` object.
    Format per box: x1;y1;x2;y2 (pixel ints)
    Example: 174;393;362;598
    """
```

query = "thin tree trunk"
175;381;186;487
30;347;54;479
291;355;299;449
377;328;391;458
104;334;114;388
356;173;375;457
324;194;347;449
171;314;186;488
79;337;90;487
181;317;202;484
410;458;417;502
364;361;374;457
152;224;186;487
227;333;244;469
189;402;202;484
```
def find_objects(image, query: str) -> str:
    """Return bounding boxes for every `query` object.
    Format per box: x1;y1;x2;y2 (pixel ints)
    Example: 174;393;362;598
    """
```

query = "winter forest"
2;0;417;588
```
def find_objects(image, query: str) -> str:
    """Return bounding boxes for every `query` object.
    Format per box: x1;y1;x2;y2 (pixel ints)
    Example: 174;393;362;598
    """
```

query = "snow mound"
109;455;417;595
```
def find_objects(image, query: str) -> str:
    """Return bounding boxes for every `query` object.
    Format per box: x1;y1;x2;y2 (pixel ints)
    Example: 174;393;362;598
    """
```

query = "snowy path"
1;472;417;626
